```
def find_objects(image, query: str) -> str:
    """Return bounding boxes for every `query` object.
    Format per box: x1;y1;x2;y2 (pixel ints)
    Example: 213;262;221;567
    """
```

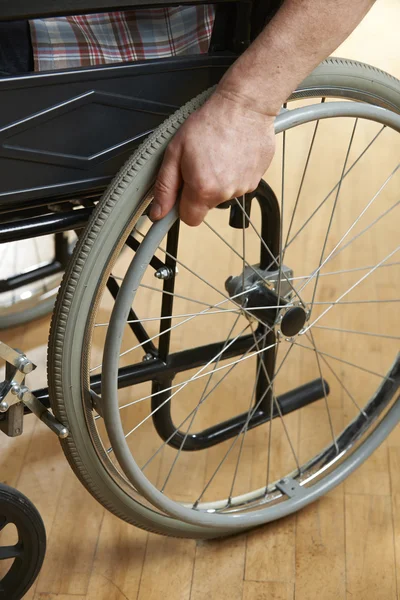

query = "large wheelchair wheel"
0;484;46;600
0;232;76;329
49;58;400;538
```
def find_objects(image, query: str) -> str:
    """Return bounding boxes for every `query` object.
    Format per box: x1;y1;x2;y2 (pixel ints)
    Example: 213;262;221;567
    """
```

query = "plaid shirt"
30;7;215;71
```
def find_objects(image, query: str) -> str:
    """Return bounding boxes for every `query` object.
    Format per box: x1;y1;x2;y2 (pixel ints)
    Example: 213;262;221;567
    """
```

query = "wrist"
215;81;282;118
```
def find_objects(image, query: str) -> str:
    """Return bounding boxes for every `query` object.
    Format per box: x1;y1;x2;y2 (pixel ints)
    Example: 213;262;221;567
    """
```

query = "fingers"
152;144;182;221
179;184;211;226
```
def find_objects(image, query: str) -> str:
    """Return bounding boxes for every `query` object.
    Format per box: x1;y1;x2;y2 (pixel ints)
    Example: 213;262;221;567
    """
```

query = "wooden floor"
1;2;400;599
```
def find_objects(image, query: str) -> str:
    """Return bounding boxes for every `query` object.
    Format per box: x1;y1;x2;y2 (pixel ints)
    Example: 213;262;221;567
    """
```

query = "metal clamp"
0;340;69;439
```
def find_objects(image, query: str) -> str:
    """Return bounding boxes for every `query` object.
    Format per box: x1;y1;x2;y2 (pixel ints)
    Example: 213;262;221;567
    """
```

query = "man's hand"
151;91;276;226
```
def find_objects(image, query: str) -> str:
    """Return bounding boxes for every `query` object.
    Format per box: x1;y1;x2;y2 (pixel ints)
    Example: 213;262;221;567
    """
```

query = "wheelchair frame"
0;0;399;585
0;0;258;436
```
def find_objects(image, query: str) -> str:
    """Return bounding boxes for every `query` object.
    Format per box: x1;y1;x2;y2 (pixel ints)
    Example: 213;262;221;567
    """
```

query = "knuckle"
154;177;169;196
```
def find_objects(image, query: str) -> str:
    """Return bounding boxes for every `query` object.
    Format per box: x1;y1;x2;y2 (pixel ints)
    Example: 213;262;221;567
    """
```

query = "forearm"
218;0;375;115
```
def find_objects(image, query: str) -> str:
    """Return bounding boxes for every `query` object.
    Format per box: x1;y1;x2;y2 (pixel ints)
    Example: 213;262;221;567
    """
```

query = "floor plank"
242;581;294;600
245;517;296;583
345;494;397;600
191;536;246;600
295;493;345;600
137;535;196;600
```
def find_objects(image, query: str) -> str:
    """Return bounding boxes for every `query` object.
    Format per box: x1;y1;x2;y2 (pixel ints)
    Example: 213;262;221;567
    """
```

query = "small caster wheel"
0;483;46;600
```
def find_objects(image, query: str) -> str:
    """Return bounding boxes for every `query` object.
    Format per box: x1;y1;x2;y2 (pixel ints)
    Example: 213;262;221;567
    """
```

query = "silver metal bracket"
276;477;307;499
0;341;69;439
226;263;294;301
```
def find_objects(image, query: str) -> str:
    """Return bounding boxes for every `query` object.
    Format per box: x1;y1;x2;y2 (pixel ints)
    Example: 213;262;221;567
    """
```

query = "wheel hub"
225;263;307;335
280;306;307;337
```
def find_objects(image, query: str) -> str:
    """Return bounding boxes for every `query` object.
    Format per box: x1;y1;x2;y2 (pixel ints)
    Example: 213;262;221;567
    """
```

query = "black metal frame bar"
0;207;93;243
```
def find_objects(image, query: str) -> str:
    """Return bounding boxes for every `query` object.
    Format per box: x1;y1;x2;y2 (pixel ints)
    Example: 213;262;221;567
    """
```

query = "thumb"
152;144;182;220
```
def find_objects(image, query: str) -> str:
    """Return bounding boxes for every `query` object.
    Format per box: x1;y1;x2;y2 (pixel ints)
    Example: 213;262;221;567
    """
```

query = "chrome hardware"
0;341;69;439
154;266;174;280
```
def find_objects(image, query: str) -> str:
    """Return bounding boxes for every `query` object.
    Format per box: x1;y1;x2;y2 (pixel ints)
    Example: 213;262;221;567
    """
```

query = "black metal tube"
256;328;276;414
54;231;71;267
255;180;281;270
91;332;257;393
151;378;330;451
107;276;158;357
32;332;257;407
0;260;63;293
0;207;93;243
157;219;180;362
125;235;166;272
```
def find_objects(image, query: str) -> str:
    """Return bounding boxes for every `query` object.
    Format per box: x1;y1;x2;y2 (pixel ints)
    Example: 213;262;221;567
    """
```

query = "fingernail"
150;203;161;221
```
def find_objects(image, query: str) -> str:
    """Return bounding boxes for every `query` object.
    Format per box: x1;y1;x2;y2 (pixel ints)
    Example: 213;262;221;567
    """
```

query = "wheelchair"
1;1;399;597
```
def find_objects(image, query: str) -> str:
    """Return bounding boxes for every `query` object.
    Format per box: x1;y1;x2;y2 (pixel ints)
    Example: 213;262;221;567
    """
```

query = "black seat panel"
0;54;235;212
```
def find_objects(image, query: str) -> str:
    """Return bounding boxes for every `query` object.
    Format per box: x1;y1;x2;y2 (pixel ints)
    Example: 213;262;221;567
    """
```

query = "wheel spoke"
140;324;275;471
308;330;338;453
193;342;294;507
90;283;261;373
135;230;275;329
283;106;323;256
0;544;22;560
227;341;263;503
124;335;279;439
285;125;386;250
95;309;242;326
134;229;250;312
123;279;235;311
117;329;275;414
303;245;400;332
313;325;399;340
160;314;242;492
277;123;286;304
305;199;400;281
290;261;400;282
292;340;394;381
307;119;358;309
312;298;400;306
304;333;367;417
242;194;246;293
232;198;303;305
249;324;301;478
297;164;399;298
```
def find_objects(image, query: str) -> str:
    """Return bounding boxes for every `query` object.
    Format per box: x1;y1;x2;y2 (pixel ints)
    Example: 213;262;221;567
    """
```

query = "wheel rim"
80;99;400;528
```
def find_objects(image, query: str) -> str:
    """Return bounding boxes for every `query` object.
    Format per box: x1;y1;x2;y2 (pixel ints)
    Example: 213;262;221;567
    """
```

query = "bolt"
154;267;173;280
0;400;9;413
10;383;20;396
58;427;69;439
17;356;34;374
142;353;155;362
